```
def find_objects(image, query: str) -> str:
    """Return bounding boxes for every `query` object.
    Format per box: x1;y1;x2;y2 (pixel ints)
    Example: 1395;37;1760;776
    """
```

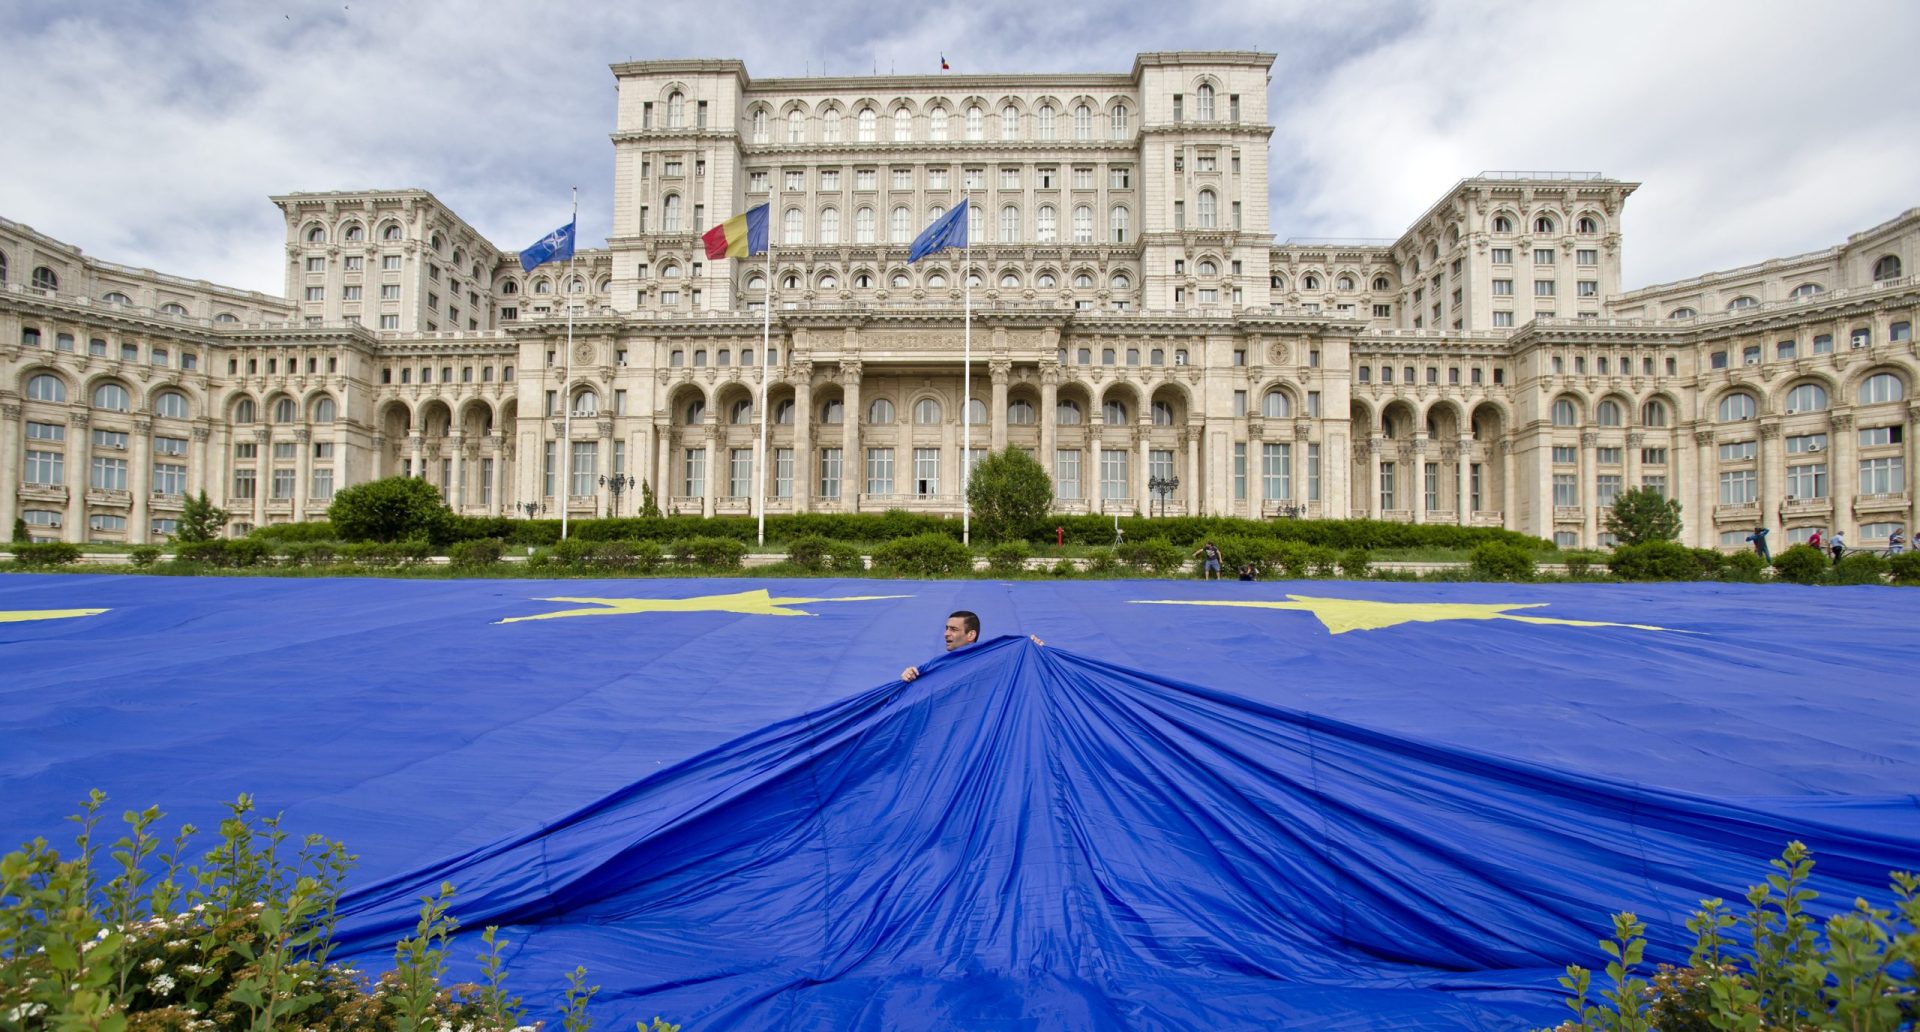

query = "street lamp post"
600;473;633;517
1148;473;1180;518
517;501;545;520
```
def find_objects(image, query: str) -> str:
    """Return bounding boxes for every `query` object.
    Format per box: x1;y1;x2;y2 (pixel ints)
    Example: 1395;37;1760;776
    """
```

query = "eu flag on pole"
519;220;577;273
908;201;968;263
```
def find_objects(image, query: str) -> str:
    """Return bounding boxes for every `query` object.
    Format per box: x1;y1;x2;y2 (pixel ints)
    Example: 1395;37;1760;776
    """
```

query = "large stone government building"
4;52;1916;548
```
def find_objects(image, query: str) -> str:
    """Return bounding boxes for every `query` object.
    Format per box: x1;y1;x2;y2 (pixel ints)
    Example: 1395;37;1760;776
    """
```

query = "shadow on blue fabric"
329;635;1920;1031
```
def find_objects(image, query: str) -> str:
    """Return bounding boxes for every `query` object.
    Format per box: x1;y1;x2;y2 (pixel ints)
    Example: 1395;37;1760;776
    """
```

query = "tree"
966;447;1054;544
1604;487;1682;547
11;517;28;544
174;490;232;542
637;479;663;518
327;476;455;544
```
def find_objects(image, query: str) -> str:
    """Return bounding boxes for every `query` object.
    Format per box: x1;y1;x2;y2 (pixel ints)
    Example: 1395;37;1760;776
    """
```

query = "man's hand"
1029;635;1044;646
902;666;920;682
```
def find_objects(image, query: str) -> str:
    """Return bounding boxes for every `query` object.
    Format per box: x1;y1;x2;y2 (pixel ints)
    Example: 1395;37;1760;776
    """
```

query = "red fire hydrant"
1056;526;1066;548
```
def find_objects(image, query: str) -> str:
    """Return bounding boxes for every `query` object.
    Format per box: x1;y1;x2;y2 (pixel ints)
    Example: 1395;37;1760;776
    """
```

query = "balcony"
1854;492;1911;515
1471;510;1506;526
1553;506;1585;521
1779;497;1833;519
1713;503;1761;522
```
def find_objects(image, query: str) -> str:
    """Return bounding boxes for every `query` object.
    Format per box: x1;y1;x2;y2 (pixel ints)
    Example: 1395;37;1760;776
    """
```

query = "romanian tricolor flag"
701;203;770;260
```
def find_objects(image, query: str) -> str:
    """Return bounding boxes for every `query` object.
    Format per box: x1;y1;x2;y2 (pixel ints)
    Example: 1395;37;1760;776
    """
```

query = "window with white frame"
1553;474;1578;506
866;447;894;495
818;447;842;499
1784;463;1827;500
1261;443;1291;501
1719;469;1757;505
1100;450;1128;501
1859;456;1905;495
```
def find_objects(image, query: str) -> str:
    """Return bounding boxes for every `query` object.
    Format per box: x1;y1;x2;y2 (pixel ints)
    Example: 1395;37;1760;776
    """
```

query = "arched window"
1007;399;1036;425
1533;215;1556;234
666;91;685;128
1072;205;1093;244
818;272;839;290
154;391;189;420
729;399;753;424
1262;390;1291;418
273;397;297;423
1195;83;1215;119
965;105;983;140
929;107;948;140
857;107;876;142
215;312;239;323
1873;255;1903;281
1373;276;1391;291
1858;373;1905;404
1197;259;1217;278
784;208;803;245
383;224;403;241
1596;400;1622;426
999;271;1020;288
1640;400;1668;427
854;272;873;289
1152;400;1175;426
103;291;131;305
926;272;948;289
1669;307;1697;319
750;108;769;144
774;399;795;425
912;398;942;424
660;194;682;233
819;399;844;424
32;266;59;291
1073;103;1092;139
234;398;256;424
855;207;876;243
890;271;910;289
819;207;840;244
1717;393;1757;422
1784;383;1828;413
1037;271;1057;288
1304;274;1321;290
1111;272;1131;290
1102;399;1128;424
1790;283;1824;298
1492;214;1513;234
27;374;67;402
867;398;895;424
1056;399;1082;425
305;226;326;244
1110;206;1130;243
1110;104;1129;136
93;383;130;412
314;397;337;423
1551;398;1577;426
1727;296;1757;310
1001;104;1019;138
787;109;806;142
571;391;598;417
1037;205;1057;242
968;399;988;425
1000;205;1020;242
1073;272;1094;289
1197;190;1217;228
1036;104;1055;139
893;107;912;142
822;107;841;142
1336;275;1355;291
890;206;912;244
533;279;551;294
344;224;364;243
0;252;8;283
967;203;983;244
1578;216;1600;234
684;399;706;424
501;280;519;295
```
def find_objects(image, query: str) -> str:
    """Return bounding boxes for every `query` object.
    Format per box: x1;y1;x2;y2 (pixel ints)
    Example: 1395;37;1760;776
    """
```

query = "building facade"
4;52;1917;549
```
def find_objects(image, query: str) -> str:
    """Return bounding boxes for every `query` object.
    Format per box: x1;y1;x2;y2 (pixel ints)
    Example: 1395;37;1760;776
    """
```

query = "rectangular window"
774;447;793;499
1492;311;1514;327
92;429;128;450
90;456;129;491
913;447;941;497
1641;475;1666;497
1379;462;1396;510
152;463;187;496
1595;474;1623;507
1641;447;1669;465
1233;442;1247;502
1813;334;1834;354
818;447;843;499
729;447;752;498
866;447;895;496
1469;462;1482;511
1534;248;1555;265
1784;463;1828;500
1859;425;1902;447
1533;280;1556;296
25;450;64;485
1553;473;1578;507
1576;248;1598;265
1718;469;1757;505
1577;280;1598;297
1777;339;1797;360
1718;440;1757;461
379;315;399;329
272;442;297;459
270;468;295;499
1552;445;1577;464
1491;247;1512;264
25;421;64;443
1308;443;1322;501
1233;390;1247;417
312;466;334;500
382;255;401;270
89;514;127;533
1260;443;1291;501
1491;279;1513;296
1596;447;1622;465
1784;433;1827;454
682;447;706;498
1859;457;1905;495
1100;450;1128;502
856;169;877;190
571;441;598;496
1109;167;1130;188
232;467;257;499
1424;462;1440;511
1743;345;1761;365
1054;449;1081;500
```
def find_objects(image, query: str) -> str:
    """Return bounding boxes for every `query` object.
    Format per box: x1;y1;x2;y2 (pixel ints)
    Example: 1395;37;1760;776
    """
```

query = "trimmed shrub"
1609;541;1703;581
1038;514;1554;554
10;541;82;567
1337;548;1373;579
1831;550;1889;585
129;545;163;567
448;538;506;568
278;541;339;567
327;476;455;545
1470;542;1536;582
1116;537;1188;575
985;541;1033;576
249;521;338;543
1770;544;1829;585
1720;550;1768;582
340;540;431;568
1559;549;1607;579
173;539;270;568
967;447;1054;544
1306;546;1340;578
1273;541;1313;579
786;534;862;573
1889;551;1920;585
871;533;972;577
1082;548;1118;575
672;536;747;570
1050;558;1077;578
1688;547;1727;580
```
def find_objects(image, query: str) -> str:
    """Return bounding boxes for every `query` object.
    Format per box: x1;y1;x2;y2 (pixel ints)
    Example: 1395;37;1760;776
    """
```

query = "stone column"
1907;405;1920;539
252;428;269;529
792;365;813;513
1039;370;1059;481
1580;430;1599;545
189;424;211;497
408;432;425;479
1499;440;1517;531
65;412;89;538
1246;421;1264;519
488;435;505;516
1694;429;1716;549
448;432;465;512
1624;432;1644;496
1186;426;1202;517
1758;423;1782;535
1369;435;1385;517
701;424;718;517
1090;418;1104;513
0;402;21;538
1456;435;1473;524
989;361;1010;453
654;418;672;510
841;362;862;512
1412;433;1429;523
290;428;310;523
596;418;615;516
1828;414;1855;536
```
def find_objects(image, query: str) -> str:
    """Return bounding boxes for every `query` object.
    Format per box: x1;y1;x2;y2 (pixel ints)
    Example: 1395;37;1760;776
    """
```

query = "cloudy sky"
4;0;1914;297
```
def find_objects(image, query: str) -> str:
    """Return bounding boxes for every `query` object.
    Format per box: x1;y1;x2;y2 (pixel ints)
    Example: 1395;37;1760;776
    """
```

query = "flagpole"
560;187;577;542
756;194;775;548
961;192;971;548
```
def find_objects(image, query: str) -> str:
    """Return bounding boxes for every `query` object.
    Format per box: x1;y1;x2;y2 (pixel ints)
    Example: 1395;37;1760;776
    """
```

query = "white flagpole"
560;187;577;542
756;198;775;547
961;193;972;548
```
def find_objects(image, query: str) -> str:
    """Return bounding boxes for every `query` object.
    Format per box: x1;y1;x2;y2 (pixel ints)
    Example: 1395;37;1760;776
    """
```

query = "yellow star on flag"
498;589;910;624
1132;595;1678;636
0;608;109;624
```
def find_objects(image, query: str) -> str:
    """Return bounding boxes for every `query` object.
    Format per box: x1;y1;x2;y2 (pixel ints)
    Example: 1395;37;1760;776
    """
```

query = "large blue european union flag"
4;576;1917;1030
908;201;968;263
518;219;576;272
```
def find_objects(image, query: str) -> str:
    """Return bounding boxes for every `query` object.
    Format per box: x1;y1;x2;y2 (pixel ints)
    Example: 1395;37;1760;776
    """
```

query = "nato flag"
519;219;577;273
908;201;969;263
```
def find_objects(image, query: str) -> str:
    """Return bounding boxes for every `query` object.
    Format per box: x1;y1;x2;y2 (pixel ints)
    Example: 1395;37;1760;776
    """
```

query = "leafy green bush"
248;520;337;543
1602;487;1683;547
173;539;271;568
327;476;454;545
1051;558;1077;578
1559;550;1607;579
1608;541;1703;581
1037;514;1554;553
1544;842;1916;1032
967;447;1054;544
1273;541;1314;579
1831;550;1890;585
671;536;747;570
1082;548;1118;575
1889;551;1920;585
447;539;505;568
870;533;972;577
985;541;1033;576
1307;546;1340;578
1470;542;1537;582
11;541;83;567
1720;550;1768;582
785;533;863;573
128;545;162;567
591;540;664;572
1771;544;1829;585
277;541;339;567
339;540;431;568
1115;537;1188;575
1337;548;1373;579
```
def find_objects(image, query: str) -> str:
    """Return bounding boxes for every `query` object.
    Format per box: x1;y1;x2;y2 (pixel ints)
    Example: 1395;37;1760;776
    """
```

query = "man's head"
944;610;980;651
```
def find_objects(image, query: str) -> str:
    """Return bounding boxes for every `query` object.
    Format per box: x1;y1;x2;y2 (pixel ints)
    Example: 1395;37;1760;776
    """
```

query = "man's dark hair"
949;610;980;637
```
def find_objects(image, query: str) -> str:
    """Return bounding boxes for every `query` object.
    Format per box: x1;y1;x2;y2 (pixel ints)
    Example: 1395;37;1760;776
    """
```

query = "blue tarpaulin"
3;575;1917;1030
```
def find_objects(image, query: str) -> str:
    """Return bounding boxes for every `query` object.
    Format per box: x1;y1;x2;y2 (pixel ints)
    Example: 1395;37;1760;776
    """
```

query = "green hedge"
1470;542;1536;582
1036;515;1553;553
871;533;972;577
9;541;82;566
